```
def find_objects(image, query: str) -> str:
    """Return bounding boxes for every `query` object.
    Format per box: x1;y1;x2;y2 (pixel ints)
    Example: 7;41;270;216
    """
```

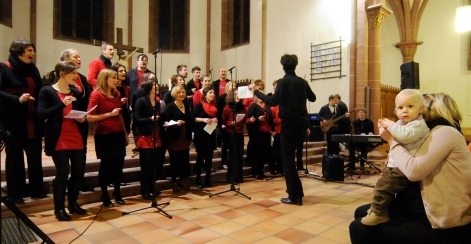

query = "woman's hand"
177;120;185;126
249;116;255;123
259;115;265;121
19;93;35;103
121;97;127;105
152;115;159;121
75;117;86;123
63;96;77;106
109;108;122;117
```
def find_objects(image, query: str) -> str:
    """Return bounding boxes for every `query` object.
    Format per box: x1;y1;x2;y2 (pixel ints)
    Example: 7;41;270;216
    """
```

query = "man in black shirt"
250;54;316;205
348;108;374;171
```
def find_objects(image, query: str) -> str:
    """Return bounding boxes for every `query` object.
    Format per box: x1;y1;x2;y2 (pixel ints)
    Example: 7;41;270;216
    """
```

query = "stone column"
366;4;391;124
395;41;423;63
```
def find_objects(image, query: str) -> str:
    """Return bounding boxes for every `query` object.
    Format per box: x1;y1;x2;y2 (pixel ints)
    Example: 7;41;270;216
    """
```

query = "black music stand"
122;48;172;219
209;68;251;200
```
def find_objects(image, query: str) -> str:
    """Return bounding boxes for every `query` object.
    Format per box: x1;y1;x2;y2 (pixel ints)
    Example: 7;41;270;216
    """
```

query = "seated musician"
347;108;374;171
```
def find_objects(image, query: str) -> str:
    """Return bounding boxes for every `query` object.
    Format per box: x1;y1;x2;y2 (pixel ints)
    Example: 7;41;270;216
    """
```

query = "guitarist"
334;94;352;134
319;95;348;155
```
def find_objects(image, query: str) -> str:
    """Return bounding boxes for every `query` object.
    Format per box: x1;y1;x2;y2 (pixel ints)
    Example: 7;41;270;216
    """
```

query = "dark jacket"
0;55;43;140
127;68;152;109
161;102;192;141
191;102;217;152
37;86;84;156
70;73;91;145
254;71;316;126
134;96;163;136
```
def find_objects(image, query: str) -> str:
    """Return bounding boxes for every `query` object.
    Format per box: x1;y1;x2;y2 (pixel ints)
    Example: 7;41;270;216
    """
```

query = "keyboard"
331;134;386;143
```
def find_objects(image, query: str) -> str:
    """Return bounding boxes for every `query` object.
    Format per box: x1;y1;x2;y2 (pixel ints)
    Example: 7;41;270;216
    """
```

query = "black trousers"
326;129;340;155
280;124;304;200
51;150;85;206
270;134;283;173
350;204;471;244
139;147;162;195
348;142;368;168
251;131;271;176
168;149;190;181
4;137;43;198
194;149;213;176
227;133;244;183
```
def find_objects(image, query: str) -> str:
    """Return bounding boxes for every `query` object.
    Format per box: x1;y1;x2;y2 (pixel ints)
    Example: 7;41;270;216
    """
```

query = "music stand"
122;48;172;219
209;68;251;200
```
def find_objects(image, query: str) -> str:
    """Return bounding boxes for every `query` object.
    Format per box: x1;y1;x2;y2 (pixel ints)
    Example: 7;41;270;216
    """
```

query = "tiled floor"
25;169;380;244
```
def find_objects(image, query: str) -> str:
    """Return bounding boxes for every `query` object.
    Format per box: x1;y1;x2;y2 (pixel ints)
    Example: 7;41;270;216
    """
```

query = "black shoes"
360;165;365;170
68;203;87;215
31;192;47;199
280;197;303;206
195;178;204;188
102;195;114;208
54;208;71;221
11;197;25;204
113;193;126;205
255;174;266;180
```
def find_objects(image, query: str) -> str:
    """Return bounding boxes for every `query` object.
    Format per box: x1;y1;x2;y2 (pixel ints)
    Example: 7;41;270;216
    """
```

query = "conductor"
249;54;316;205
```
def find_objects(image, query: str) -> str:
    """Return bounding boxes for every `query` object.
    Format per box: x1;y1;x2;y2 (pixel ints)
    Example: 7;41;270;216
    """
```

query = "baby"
361;89;429;226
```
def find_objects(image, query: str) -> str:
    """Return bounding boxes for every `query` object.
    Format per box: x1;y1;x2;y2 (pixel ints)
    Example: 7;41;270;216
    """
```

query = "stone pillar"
366;4;391;123
395;41;424;63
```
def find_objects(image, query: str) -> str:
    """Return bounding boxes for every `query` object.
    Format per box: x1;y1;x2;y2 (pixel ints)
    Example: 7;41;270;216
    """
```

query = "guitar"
320;107;359;133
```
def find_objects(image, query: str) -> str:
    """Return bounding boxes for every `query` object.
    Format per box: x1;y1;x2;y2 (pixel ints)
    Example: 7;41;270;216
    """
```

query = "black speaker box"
308;114;324;142
400;61;420;89
322;154;344;181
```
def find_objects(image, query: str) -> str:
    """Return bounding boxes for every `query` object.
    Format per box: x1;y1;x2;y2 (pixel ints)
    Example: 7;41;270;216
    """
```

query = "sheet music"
164;120;179;127
64;105;97;119
204;122;217;134
236;114;245;122
237;86;253;99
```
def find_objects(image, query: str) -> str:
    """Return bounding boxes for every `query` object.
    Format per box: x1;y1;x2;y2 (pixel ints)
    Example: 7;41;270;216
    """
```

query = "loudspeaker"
322;154;344;181
308;113;324;142
400;61;420;89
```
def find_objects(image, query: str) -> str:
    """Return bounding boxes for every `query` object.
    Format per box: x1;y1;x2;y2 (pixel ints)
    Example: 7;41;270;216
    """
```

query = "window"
222;0;250;49
0;0;12;28
149;0;190;53
53;0;114;44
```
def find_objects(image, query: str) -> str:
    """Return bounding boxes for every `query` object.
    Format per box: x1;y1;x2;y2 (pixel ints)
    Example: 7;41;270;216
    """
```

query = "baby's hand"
381;118;394;129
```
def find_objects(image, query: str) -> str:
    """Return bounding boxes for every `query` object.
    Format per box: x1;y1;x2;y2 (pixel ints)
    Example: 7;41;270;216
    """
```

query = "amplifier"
322;154;344;181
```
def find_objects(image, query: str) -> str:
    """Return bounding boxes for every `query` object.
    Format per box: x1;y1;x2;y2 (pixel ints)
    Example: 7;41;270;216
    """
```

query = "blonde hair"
396;89;424;107
423;93;462;128
224;81;236;94
171;85;186;99
96;69;117;96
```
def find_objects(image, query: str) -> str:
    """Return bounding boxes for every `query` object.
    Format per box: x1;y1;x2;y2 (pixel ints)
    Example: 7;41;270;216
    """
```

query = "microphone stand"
123;49;172;219
209;68;251;200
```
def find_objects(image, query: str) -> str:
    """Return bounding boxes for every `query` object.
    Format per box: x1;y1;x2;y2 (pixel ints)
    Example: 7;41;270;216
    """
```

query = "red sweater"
271;106;281;134
222;104;247;133
87;58;107;89
88;90;123;134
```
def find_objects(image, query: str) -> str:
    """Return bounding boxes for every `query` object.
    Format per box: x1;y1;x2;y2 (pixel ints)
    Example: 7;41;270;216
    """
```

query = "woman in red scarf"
191;87;218;188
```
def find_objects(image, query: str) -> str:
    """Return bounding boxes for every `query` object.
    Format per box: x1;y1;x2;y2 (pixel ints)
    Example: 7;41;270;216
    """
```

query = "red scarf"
202;101;217;117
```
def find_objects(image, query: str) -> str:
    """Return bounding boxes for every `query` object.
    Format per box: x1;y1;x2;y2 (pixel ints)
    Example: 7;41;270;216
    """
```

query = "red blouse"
88;90;123;134
55;92;84;150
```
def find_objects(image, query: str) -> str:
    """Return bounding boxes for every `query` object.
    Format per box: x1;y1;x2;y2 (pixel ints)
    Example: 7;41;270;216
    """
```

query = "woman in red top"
87;69;129;207
222;89;247;184
134;79;164;200
192;75;212;107
38;61;87;221
191;87;218;188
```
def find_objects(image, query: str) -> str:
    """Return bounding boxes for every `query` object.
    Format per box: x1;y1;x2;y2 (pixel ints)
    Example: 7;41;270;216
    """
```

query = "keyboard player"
348;108;375;171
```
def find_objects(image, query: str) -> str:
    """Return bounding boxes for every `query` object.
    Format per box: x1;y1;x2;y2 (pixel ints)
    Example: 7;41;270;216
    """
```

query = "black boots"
53;180;71;221
68;203;87;215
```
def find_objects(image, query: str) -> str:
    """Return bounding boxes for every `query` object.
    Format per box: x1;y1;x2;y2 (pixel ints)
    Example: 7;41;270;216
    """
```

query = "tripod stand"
0;130;54;243
122;48;172;219
209;69;250;200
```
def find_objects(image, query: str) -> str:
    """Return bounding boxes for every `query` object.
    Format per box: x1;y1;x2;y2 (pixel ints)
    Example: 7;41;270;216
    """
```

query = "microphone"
228;66;236;72
209;68;213;74
152;48;161;55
